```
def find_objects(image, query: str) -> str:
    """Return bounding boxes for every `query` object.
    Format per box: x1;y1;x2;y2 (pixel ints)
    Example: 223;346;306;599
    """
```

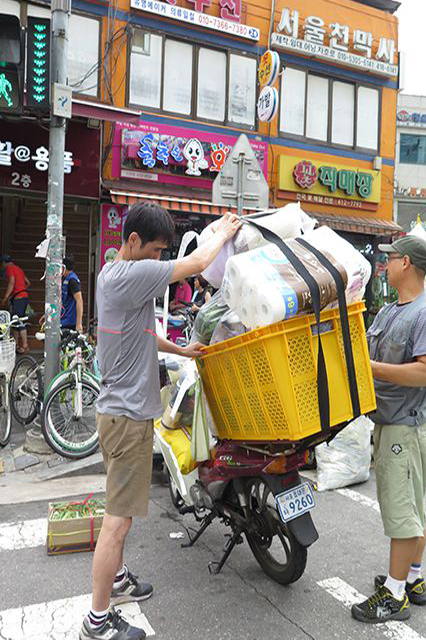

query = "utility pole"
44;0;71;389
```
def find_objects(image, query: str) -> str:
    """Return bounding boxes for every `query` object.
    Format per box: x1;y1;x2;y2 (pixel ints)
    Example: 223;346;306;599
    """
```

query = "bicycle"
9;328;100;427
41;331;100;459
0;312;25;446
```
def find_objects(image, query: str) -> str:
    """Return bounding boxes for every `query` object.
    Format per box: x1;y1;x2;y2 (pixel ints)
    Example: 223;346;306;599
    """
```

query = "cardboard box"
46;499;105;555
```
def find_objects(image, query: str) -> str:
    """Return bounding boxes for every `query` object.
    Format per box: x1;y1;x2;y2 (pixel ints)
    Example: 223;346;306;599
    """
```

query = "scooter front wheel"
244;477;307;585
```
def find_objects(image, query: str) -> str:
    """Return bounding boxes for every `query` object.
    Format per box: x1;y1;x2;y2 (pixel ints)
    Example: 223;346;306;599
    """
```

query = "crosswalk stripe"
336;488;381;513
318;577;426;640
0;594;155;639
0;518;46;551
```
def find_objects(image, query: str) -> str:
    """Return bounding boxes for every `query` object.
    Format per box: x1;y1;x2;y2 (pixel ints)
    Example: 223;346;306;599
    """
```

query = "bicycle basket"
0;339;16;375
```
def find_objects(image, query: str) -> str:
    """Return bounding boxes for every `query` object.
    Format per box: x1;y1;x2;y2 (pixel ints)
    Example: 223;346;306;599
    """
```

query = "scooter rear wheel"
244;477;307;585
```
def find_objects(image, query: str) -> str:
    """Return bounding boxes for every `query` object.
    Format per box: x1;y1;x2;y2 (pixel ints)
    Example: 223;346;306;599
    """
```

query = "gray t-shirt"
367;294;426;425
96;259;174;421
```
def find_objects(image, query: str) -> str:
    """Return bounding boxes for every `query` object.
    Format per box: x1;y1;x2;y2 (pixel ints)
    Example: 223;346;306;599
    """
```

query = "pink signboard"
100;204;128;269
112;121;268;190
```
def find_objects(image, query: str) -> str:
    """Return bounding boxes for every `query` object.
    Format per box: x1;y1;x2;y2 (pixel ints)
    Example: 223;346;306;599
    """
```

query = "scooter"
157;428;319;585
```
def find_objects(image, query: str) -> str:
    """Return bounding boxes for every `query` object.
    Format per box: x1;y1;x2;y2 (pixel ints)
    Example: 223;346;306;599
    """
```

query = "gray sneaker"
111;567;153;606
79;610;146;640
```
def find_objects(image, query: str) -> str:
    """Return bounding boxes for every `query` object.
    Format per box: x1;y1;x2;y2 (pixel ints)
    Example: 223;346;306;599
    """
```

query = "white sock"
113;564;128;589
384;574;406;600
87;607;109;630
407;563;422;584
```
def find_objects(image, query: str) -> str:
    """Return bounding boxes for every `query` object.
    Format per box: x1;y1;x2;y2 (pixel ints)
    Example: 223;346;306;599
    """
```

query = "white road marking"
0;594;155;639
335;488;381;513
318;577;426;640
0;518;46;551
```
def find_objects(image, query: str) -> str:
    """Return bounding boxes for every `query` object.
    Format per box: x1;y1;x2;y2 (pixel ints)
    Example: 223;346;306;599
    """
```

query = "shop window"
332;81;355;146
356;87;379;150
129;30;256;128
68;14;100;97
280;67;305;136
306;75;328;141
279;66;379;151
400;134;426;165
197;48;226;122
163;40;193;115
228;54;256;127
129;32;162;109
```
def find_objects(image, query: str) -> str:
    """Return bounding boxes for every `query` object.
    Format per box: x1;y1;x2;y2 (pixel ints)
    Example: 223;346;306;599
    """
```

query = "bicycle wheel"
0;377;11;447
41;377;99;459
9;355;42;425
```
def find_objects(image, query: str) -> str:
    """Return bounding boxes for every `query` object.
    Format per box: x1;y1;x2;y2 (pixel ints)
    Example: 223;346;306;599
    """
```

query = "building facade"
0;0;401;323
395;93;426;232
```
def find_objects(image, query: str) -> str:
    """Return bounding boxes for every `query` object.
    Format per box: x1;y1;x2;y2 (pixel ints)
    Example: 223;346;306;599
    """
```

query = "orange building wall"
100;0;398;221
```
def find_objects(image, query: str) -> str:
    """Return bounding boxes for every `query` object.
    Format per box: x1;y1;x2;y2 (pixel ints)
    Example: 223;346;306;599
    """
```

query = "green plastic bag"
191;377;210;462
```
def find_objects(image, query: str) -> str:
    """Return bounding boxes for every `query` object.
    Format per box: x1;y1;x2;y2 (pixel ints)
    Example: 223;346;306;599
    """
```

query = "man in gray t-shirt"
352;236;426;625
80;203;241;640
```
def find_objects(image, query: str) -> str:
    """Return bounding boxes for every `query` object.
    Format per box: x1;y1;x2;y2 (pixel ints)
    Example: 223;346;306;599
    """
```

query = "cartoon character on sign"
107;207;121;229
183;138;208;176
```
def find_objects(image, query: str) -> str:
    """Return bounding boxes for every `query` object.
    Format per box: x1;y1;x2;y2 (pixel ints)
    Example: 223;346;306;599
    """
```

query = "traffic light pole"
44;0;71;390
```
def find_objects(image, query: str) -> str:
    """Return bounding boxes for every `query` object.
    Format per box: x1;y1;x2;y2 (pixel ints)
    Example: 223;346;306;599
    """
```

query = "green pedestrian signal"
26;17;50;110
0;14;23;113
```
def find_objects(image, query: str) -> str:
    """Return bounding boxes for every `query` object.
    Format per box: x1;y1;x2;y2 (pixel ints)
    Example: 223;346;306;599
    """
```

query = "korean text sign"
0;120;100;198
112;121;268;189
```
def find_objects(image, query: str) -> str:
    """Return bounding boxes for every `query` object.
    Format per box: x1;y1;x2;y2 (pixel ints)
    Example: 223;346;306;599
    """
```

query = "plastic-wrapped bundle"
222;240;348;328
304;226;371;305
190;291;229;345
210;308;247;344
199;204;316;288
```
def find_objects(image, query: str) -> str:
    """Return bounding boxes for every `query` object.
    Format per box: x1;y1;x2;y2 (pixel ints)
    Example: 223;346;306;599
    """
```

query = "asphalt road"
1;468;425;640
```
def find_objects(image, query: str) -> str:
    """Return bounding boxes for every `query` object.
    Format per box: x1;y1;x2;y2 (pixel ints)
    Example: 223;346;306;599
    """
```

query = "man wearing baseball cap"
352;235;426;623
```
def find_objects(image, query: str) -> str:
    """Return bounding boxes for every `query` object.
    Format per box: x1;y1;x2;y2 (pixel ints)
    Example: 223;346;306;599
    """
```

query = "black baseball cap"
379;236;426;273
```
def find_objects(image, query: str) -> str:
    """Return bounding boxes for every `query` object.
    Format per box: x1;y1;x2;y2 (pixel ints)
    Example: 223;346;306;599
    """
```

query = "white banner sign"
131;0;260;41
271;33;398;78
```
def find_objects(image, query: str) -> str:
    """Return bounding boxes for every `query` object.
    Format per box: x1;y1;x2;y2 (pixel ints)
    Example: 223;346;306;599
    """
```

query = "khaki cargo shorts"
96;413;154;518
374;423;426;538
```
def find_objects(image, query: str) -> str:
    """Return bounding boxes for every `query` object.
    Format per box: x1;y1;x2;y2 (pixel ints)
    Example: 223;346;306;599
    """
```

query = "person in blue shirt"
61;255;83;333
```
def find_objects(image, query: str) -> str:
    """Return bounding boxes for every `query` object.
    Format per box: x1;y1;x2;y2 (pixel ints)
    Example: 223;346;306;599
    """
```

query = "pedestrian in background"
352;236;426;624
169;277;192;312
0;254;30;354
191;274;212;314
61;255;83;333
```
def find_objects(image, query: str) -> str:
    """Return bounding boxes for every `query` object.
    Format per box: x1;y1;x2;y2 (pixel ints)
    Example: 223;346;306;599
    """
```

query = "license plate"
275;483;315;523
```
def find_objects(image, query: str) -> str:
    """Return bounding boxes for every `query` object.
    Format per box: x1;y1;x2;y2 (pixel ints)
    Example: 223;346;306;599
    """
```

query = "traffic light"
0;14;23;113
26;17;50;110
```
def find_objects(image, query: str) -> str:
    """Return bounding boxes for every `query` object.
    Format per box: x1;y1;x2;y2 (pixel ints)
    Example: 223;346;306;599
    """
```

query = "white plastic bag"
315;415;373;491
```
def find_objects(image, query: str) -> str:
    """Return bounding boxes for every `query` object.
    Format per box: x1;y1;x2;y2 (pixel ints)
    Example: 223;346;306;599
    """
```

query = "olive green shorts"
374;423;426;538
96;413;154;518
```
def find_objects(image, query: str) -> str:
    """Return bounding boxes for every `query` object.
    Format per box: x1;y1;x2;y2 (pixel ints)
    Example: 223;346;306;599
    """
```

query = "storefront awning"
72;99;141;124
312;212;402;236
110;190;247;216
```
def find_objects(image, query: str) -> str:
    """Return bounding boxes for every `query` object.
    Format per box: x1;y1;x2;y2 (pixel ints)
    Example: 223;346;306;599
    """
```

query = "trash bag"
315;415;373;491
161;360;197;429
190;291;229;345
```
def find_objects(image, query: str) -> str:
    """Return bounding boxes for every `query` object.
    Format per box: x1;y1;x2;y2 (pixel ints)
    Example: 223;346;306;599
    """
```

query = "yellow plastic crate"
197;302;376;442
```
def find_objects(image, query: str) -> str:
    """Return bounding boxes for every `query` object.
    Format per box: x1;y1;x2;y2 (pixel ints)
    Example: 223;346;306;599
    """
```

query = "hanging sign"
257;86;279;122
258;50;281;87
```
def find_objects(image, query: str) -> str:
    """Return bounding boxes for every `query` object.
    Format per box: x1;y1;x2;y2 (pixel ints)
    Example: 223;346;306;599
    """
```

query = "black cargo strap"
245;220;330;435
295;237;361;419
